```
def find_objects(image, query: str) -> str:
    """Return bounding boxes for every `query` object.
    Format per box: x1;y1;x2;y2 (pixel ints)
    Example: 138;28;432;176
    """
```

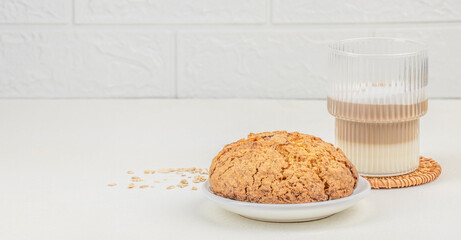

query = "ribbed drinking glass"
327;37;428;176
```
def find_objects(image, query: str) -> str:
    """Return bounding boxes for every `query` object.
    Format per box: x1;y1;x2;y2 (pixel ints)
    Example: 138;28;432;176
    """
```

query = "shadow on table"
193;199;375;232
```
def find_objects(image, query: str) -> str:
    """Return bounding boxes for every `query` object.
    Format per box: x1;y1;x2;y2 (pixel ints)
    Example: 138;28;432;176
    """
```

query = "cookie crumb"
191;187;198;191
127;171;134;174
107;183;117;187
144;170;154;174
167;185;176;190
128;183;135;189
154;180;160;183
180;179;188;185
140;185;148;189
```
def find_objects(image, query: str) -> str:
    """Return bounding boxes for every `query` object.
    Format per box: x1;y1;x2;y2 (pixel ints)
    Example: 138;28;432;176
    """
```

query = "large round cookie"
209;131;358;204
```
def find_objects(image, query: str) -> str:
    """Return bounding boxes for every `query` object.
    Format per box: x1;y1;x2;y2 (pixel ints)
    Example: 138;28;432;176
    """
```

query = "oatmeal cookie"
209;131;358;204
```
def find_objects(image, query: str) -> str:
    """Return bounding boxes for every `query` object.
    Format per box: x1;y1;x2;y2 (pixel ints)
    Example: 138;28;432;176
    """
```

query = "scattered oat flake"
107;183;117;187
193;175;207;183
131;176;143;182
191;187;198;191
125;167;207;188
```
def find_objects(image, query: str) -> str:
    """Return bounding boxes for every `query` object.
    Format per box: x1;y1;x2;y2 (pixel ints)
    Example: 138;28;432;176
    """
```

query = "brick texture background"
0;0;460;98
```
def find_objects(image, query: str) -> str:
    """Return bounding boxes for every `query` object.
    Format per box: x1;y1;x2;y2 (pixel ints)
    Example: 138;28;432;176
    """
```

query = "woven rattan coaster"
363;156;441;189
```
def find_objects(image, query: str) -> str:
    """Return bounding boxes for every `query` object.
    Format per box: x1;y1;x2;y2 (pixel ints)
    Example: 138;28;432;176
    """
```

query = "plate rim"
202;176;371;209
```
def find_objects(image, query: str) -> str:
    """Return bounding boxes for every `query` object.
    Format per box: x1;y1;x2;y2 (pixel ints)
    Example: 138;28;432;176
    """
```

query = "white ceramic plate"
202;176;371;222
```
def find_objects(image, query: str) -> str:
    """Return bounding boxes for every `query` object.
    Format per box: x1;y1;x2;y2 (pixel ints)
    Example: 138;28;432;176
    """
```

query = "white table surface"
1;99;460;240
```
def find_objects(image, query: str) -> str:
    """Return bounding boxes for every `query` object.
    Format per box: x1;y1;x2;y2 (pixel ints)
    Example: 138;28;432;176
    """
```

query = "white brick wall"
75;0;266;24
0;31;172;98
0;0;460;98
273;0;461;23
0;0;68;23
178;30;370;98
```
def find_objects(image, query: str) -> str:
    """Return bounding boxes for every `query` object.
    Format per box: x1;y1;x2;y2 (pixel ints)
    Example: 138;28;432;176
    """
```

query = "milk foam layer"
329;83;427;105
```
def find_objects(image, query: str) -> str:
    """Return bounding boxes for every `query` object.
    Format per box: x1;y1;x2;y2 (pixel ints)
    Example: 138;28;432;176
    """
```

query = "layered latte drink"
328;38;428;176
328;95;427;176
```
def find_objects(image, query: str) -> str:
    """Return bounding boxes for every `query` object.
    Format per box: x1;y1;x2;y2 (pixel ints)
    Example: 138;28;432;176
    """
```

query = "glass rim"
329;37;427;57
